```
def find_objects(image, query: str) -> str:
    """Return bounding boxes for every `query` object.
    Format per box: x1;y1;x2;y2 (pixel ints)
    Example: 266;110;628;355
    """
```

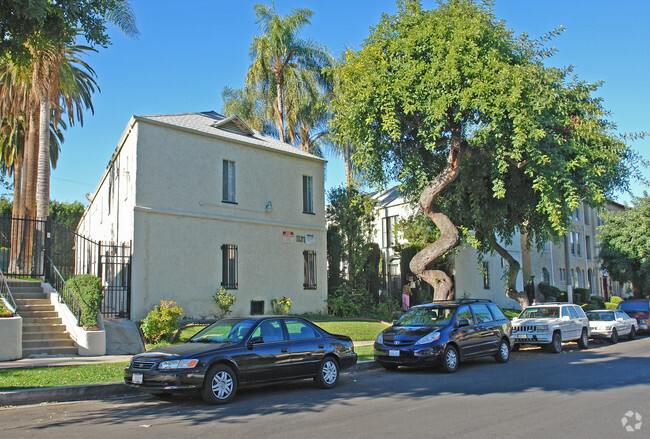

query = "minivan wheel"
629;326;637;340
202;364;237;405
546;331;562;353
494;338;510;363
610;328;619;344
577;328;589;349
442;345;459;373
315;357;339;389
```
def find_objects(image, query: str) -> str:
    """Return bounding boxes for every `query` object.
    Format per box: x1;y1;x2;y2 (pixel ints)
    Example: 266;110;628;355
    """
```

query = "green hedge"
605;302;617;309
537;283;564;301
67;275;104;328
573;288;591;304
610;296;623;305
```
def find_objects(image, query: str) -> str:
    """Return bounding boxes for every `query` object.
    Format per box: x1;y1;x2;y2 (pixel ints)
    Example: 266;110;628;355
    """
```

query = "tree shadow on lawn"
20;337;650;431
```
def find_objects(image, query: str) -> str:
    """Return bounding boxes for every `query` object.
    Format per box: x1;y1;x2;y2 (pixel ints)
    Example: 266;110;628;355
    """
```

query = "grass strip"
0;362;129;391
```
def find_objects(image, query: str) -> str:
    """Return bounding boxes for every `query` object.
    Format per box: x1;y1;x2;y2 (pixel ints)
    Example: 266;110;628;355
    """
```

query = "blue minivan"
374;299;512;373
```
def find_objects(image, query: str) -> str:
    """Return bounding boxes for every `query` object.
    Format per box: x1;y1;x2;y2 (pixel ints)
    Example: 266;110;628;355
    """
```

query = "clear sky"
45;0;649;206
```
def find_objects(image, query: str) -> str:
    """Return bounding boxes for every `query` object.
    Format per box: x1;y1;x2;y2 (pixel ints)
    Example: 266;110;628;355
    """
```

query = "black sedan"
124;316;357;404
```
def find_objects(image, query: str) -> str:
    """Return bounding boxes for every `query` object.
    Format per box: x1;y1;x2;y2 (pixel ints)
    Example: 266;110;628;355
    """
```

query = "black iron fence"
0;216;132;319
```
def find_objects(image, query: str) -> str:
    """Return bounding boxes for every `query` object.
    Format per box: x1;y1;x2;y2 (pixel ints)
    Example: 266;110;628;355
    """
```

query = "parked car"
587;309;638;343
511;303;590;353
617;299;650;333
124;316;357;404
374;299;512;373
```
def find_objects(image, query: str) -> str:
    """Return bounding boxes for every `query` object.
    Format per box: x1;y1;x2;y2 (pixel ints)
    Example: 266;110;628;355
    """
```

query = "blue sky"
46;0;649;205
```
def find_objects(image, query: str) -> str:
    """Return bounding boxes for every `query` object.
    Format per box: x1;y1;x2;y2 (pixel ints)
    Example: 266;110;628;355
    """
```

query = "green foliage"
49;200;85;229
331;0;639;299
589;295;605;309
0;299;13;316
610;296;624;305
140;300;183;344
326;186;377;292
573;288;591;304
327;224;343;294
395;213;440;252
326;284;400;320
599;197;650;298
537;283;564;301
0;362;129;390
271;296;292;315
581;303;598;311
605;302;617;310
213;287;236;318
66;274;103;328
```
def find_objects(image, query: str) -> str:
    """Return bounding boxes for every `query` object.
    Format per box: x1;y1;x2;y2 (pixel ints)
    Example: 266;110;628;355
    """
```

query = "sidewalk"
0;343;379;407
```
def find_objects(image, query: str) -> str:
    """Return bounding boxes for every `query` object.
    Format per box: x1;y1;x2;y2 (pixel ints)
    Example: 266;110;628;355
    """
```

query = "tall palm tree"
245;3;331;144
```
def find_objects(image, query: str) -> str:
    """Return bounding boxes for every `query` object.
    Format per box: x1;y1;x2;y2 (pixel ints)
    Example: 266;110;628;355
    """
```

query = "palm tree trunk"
36;97;51;219
22;107;39;274
9;157;23;273
343;144;352;187
409;132;466;300
276;81;285;143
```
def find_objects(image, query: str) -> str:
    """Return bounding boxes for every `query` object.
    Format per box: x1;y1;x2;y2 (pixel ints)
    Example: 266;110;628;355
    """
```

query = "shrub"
573;288;591;304
327;285;372;318
66;274;103;328
581;303;598;311
605;302;617;310
140;300;183;343
610;296;623;305
537;283;563;301
271;296;292;315
213;287;236;318
0;299;13;317
589;295;605;309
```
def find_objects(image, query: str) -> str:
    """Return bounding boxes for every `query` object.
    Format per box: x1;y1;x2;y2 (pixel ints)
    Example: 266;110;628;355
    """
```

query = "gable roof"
134;111;324;162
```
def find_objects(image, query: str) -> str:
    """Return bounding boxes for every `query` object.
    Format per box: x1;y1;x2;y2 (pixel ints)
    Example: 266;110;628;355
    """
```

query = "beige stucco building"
372;186;627;310
78;111;328;320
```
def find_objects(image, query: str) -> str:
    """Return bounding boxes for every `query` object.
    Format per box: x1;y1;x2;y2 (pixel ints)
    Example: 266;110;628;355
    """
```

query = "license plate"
132;373;143;384
389;350;400;357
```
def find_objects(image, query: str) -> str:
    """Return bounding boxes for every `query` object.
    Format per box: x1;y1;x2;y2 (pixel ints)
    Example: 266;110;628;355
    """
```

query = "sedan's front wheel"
610;328;619;344
629;326;637;340
202;364;238;405
315;357;339;389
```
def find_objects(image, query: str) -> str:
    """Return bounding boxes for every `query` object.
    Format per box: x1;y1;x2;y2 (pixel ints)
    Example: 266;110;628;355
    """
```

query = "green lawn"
355;345;374;362
0;362;129;391
313;320;389;342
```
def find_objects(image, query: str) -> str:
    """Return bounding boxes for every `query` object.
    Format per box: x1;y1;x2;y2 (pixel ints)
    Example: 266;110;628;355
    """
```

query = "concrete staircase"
10;280;78;357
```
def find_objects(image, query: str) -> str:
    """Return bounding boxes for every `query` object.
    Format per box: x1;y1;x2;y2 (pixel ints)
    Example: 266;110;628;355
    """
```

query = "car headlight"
415;331;440;345
537;325;549;331
158;359;199;370
376;333;384;344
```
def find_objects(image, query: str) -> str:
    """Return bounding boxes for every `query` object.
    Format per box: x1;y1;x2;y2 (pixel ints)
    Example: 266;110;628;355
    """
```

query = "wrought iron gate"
0;216;132;319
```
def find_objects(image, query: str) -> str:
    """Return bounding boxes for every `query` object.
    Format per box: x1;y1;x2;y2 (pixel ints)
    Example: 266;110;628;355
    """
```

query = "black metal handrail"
45;256;82;326
0;268;17;315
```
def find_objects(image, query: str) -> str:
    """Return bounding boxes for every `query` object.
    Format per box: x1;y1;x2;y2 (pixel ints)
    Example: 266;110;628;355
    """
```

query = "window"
561;307;570;318
471;304;493;323
250;300;264;315
570;232;581;257
572;207;580;221
542;267;550;284
304;250;317;289
567;306;579;319
487;303;507;321
303;175;314;214
251;319;285;342
221;244;238;289
285;319;318;340
559;268;566;282
584;204;590;225
382;216;397;248
586;235;592;260
456;305;474;324
482;262;490;289
223;160;236;203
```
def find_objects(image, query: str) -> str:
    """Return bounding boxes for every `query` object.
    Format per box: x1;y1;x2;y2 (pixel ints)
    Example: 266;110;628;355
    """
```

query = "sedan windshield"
618;302;649;313
190;319;256;343
587;311;614;321
394;306;455;327
519;307;560;319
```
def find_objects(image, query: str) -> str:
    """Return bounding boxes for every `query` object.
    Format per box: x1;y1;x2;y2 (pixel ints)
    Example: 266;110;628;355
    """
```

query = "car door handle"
281;348;288;353
318;345;325;349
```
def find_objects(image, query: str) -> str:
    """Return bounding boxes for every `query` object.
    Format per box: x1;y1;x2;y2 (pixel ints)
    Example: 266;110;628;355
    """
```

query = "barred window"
223;160;236;203
304;250;317;289
221;244;238;289
482;261;490;289
303;175;314;214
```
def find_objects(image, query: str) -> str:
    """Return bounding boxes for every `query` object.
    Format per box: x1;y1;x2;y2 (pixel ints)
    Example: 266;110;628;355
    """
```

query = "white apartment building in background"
372;186;627;310
77;111;328;320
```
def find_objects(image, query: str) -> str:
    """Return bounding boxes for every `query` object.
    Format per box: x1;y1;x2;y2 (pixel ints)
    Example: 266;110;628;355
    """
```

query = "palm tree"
245;3;331;144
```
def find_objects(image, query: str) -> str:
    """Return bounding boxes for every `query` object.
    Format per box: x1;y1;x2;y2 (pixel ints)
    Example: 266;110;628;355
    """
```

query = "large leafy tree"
331;0;638;303
599;197;650;298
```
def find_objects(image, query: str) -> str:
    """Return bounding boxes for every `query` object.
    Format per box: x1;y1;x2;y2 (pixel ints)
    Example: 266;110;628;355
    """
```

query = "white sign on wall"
282;231;316;245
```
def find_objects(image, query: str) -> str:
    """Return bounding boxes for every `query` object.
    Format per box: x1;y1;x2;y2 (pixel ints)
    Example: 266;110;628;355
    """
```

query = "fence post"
97;241;102;279
44;217;52;281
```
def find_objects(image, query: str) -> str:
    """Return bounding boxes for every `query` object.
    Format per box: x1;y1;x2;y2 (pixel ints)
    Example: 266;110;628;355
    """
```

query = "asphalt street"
1;337;649;439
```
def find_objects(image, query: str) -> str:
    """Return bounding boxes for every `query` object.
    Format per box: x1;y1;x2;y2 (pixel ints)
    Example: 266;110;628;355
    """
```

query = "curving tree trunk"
409;134;466;300
487;233;530;308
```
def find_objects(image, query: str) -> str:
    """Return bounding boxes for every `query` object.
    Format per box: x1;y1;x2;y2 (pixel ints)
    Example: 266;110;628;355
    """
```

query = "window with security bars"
221;244;238;289
303;250;317;289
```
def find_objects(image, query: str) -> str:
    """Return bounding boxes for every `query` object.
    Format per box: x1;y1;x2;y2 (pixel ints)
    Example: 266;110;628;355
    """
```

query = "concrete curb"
0;361;381;407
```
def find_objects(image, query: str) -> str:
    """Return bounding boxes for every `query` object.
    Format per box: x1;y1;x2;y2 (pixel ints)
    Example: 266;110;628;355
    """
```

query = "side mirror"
246;336;264;349
457;319;471;328
617;317;625;322
561;316;570;321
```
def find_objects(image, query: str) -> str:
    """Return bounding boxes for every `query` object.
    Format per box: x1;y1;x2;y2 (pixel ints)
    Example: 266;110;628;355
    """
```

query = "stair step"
18;311;59;319
23;339;76;349
15;298;51;306
22;331;71;341
23;323;68;333
22;316;63;325
22;346;78;357
12;293;48;300
16;304;55;312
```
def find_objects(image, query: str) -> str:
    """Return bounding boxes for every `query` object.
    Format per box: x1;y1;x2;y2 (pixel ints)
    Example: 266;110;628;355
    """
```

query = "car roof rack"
458;299;493;304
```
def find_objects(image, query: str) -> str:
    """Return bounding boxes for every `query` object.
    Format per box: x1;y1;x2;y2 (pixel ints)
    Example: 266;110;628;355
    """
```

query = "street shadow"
11;336;650;432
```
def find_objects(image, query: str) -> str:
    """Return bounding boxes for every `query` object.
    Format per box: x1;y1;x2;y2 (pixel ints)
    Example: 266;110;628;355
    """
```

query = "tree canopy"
330;0;639;304
599;197;650;298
